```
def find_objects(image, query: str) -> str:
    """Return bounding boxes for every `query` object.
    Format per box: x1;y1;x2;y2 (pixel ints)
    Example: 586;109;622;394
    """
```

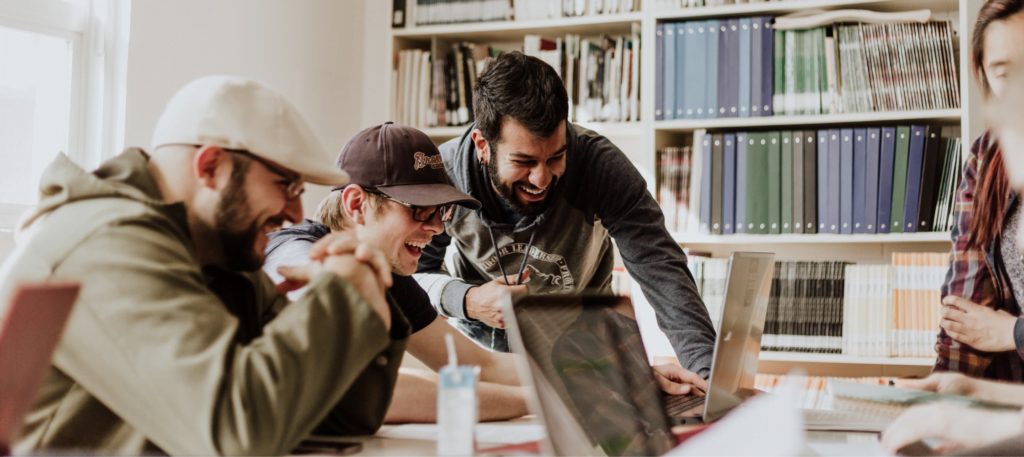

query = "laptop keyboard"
664;394;705;416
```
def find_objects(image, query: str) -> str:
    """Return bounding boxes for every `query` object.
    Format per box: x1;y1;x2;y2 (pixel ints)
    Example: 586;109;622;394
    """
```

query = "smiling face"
214;152;304;272
346;187;446;276
478;119;567;217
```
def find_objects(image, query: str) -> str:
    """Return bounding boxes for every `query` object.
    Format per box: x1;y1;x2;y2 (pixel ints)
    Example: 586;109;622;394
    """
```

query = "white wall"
124;0;368;217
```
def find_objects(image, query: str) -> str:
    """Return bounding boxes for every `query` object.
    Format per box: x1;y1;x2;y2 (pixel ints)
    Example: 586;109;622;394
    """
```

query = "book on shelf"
414;0;512;26
395;27;642;130
405;0;640;26
842;252;946;358
687;252;944;358
655;16;959;120
655;125;963;236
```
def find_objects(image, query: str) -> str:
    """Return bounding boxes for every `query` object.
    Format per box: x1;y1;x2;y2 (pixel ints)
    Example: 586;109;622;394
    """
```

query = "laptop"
503;252;774;456
0;283;80;453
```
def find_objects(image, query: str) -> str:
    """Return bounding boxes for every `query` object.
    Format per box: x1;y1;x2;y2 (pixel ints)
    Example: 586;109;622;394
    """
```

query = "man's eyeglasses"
365;190;456;222
222;148;305;201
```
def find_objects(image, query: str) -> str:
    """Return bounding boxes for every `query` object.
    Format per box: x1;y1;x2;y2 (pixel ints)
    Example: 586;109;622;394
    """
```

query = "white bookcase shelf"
384;0;978;376
654;0;956;20
673;232;952;244
759;352;936;366
655;109;964;132
394;12;643;41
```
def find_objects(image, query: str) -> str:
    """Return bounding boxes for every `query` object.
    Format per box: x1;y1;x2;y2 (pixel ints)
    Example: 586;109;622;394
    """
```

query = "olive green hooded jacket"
0;149;409;455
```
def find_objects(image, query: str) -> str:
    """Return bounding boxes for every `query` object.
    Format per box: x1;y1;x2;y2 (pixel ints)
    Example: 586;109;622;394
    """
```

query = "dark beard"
214;161;264;272
487;144;557;218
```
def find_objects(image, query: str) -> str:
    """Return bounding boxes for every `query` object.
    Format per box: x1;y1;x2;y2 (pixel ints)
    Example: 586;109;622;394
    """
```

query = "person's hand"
881;403;1022;454
276;262;324;295
308;231;393;288
464;270;530;328
896;372;977;397
307;232;393;330
321;253;391;330
940;296;1018;352
652;363;708;395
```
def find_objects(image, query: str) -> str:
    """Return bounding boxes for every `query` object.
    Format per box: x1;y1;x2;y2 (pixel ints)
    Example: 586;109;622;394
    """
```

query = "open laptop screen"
508;295;677;457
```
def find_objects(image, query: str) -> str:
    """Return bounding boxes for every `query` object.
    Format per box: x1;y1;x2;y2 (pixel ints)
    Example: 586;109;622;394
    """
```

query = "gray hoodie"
414;123;715;376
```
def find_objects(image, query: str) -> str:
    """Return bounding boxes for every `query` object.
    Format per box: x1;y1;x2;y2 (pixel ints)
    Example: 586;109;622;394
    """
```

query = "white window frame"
0;0;130;229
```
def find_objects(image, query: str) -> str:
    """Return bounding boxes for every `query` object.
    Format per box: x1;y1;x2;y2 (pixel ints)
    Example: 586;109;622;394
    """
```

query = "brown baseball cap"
334;122;481;210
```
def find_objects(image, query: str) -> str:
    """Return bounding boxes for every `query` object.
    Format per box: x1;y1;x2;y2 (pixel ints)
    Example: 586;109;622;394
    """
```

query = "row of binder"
657;125;963;235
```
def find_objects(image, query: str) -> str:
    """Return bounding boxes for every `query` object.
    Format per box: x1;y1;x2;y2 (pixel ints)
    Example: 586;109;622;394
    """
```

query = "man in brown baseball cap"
265;122;532;423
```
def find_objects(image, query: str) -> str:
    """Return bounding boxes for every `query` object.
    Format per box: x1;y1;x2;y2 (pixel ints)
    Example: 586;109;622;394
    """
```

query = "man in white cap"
0;76;407;455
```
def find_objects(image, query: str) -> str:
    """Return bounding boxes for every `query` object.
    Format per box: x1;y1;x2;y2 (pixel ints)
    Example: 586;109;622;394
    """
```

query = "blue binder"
853;128;868;234
655;23;665;121
877;127;897;233
724;133;737;234
664;23;676;120
685;22;706;119
840;129;854;234
760;16;774;116
707;19;720;119
750;17;763;117
676;22;688;119
864;128;882;233
736;132;748;233
721;19;739;117
817;130;828;233
828;129;841;234
737;18;753;118
902;125;927;233
700;133;713;234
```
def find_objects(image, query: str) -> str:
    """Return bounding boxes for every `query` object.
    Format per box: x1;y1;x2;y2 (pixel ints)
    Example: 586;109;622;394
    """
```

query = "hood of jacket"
18;148;188;237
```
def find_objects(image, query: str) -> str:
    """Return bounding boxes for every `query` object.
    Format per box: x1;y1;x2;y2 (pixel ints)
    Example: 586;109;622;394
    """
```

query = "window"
0;0;130;228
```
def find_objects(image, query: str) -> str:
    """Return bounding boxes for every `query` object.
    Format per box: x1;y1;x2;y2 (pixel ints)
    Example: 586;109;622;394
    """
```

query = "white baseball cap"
151;75;348;186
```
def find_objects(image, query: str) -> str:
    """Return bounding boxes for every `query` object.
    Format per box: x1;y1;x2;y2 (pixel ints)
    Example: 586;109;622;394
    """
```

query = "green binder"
768;131;782;234
781;130;794;233
890;126;912;233
745;133;759;233
747;133;769;234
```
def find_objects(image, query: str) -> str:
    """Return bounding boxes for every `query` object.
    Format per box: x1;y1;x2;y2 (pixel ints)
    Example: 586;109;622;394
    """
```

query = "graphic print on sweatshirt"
481;243;575;293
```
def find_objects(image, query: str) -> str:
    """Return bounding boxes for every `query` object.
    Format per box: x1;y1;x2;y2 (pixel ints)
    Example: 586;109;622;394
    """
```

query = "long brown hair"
966;0;1024;251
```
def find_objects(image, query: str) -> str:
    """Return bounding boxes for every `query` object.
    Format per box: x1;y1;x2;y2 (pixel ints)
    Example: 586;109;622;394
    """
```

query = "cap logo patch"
413;152;444;170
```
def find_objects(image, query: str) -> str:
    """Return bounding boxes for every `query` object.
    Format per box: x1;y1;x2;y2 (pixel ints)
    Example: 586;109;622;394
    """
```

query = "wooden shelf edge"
759;352;936;366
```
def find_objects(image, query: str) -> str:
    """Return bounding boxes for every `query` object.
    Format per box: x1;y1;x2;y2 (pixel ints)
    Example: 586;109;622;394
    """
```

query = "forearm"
478;352;523;386
970;379;1024;407
384;369;529;423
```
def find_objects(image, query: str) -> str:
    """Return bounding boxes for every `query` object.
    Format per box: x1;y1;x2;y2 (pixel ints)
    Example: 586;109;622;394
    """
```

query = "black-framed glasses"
222;148;305;201
365;189;456;222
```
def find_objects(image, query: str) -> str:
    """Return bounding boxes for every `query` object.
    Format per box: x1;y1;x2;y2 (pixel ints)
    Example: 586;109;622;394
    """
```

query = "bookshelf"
385;0;981;377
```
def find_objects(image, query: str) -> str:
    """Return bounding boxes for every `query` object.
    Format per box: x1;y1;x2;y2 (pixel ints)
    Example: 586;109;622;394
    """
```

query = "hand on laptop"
652;363;708;395
881;403;1022;454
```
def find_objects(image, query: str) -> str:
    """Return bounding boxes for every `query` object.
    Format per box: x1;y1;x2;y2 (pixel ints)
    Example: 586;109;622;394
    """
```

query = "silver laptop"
502;252;774;456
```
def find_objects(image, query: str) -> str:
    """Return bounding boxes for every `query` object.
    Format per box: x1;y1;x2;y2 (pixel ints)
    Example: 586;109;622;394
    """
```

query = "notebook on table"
0;283;80;453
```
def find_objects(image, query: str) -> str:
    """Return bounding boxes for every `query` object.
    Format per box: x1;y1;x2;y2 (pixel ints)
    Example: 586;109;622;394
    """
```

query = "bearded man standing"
414;52;716;386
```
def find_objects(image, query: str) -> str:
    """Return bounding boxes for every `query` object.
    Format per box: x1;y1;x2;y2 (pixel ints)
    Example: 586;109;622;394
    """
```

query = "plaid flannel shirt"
934;131;1024;381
